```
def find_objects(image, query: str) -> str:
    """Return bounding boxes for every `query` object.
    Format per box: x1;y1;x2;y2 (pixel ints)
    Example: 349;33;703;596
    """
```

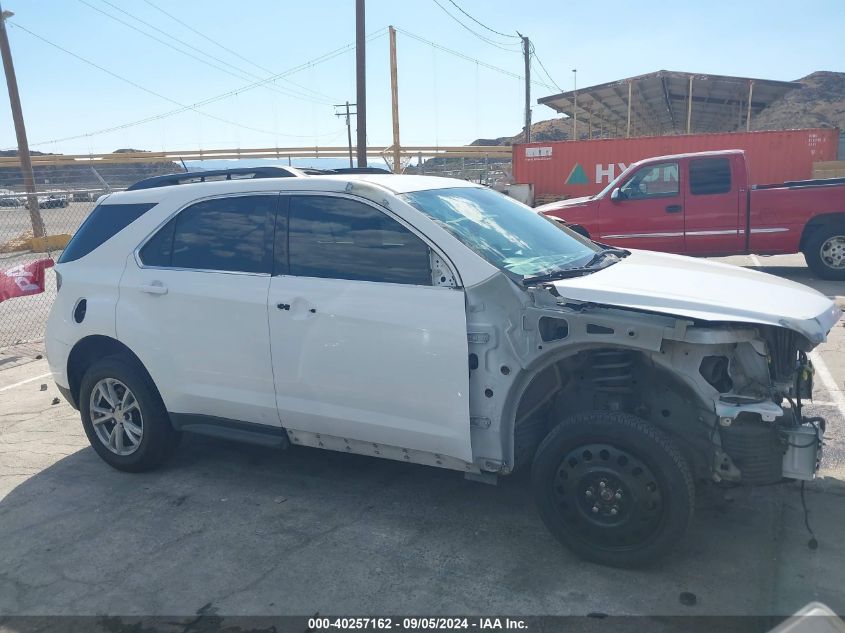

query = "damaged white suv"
46;170;839;567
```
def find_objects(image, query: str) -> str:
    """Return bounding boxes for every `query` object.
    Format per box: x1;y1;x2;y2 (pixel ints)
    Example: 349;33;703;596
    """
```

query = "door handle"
665;204;683;213
276;303;290;311
139;281;168;295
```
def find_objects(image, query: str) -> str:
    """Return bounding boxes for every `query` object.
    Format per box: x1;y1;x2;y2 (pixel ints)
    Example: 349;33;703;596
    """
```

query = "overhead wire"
530;43;564;92
429;0;521;52
139;0;333;103
78;0;337;106
9;22;387;146
396;27;556;91
443;0;520;39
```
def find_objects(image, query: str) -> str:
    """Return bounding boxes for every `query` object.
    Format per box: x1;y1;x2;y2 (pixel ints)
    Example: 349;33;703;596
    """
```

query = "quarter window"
59;202;157;263
139;195;273;273
286;196;432;285
690;158;732;195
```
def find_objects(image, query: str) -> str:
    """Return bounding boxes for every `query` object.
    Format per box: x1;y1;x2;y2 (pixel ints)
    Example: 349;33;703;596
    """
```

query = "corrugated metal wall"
513;128;840;200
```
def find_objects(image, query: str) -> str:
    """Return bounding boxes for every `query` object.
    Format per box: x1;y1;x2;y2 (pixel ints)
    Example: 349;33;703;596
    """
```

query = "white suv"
46;170;839;567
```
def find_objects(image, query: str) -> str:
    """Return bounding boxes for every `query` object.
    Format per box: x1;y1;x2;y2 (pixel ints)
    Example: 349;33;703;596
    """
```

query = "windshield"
401;187;599;278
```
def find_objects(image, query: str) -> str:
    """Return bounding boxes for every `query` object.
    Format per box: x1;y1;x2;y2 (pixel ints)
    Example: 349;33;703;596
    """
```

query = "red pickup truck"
536;149;845;279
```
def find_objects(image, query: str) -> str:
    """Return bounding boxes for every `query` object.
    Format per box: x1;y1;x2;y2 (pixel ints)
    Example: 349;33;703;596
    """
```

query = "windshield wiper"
522;248;629;285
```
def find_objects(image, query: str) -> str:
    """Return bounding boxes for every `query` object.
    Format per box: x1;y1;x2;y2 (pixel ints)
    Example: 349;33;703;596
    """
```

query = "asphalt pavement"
0;253;843;623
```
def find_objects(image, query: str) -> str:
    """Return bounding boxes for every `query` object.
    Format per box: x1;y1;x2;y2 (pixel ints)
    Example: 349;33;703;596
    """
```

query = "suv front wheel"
79;357;179;472
532;411;694;567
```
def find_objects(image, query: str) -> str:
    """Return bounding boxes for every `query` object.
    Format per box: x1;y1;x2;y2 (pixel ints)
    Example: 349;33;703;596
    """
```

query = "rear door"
596;161;685;252
117;194;280;428
267;193;472;462
683;156;742;255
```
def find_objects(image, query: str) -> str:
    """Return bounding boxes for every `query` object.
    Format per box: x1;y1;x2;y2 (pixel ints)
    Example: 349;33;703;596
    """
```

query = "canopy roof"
537;70;800;138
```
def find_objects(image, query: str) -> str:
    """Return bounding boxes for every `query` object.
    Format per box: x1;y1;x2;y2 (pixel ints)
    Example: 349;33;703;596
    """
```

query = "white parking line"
809;350;845;418
750;254;763;267
0;372;52;393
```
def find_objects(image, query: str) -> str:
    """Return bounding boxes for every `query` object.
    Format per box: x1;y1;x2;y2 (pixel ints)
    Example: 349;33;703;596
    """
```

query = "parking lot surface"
1;254;844;620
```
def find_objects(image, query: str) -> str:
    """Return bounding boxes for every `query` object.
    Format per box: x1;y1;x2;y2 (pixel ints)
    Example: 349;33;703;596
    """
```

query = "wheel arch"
799;211;845;252
500;344;714;478
66;335;156;409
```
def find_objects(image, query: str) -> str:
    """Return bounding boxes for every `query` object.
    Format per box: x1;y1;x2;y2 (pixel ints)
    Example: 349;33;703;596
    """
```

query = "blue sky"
1;0;842;155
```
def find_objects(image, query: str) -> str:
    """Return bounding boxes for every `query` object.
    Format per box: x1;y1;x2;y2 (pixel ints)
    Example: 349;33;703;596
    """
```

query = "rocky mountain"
750;71;845;132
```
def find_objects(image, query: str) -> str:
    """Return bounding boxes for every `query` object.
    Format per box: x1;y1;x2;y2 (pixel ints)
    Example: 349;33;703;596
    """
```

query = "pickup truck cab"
537;150;845;279
46;170;838;567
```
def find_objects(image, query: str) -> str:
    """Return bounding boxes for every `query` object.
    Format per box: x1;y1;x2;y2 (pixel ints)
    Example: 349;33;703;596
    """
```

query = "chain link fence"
0;160;180;348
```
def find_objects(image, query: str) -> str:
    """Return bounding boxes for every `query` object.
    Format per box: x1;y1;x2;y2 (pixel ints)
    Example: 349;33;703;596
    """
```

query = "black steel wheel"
532;411;694;567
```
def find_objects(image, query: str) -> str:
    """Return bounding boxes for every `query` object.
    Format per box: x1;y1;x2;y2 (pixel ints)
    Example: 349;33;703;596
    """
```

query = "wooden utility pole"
746;80;754;131
388;26;401;173
520;34;531;143
686;74;693;134
355;0;367;167
0;6;44;238
334;101;356;168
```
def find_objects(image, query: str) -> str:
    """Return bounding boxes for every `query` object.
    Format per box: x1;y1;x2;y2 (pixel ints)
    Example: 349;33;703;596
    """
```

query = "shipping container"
512;128;840;201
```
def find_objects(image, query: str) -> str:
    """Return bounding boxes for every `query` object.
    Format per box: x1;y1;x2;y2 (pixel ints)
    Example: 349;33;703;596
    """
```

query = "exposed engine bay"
464;273;829;485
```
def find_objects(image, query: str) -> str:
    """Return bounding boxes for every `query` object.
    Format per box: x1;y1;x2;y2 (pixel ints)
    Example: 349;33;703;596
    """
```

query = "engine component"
764;328;799;383
781;423;822;481
720;418;783;485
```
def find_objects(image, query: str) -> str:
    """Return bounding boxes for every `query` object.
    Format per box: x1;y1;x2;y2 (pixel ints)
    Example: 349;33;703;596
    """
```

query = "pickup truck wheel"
532;411;694;567
804;227;845;280
79;356;178;472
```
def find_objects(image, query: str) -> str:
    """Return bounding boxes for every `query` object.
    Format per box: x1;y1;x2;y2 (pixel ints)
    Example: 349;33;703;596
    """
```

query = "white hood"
551;250;840;344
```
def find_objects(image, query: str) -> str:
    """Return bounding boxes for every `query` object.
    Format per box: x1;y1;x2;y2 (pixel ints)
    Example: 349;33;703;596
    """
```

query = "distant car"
72;191;97;202
0;194;22;207
39;194;69;209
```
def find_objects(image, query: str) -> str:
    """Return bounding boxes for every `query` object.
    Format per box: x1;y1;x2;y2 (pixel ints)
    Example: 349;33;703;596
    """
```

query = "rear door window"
690;158;732;195
283;195;432;285
58;202;157;263
139;195;275;273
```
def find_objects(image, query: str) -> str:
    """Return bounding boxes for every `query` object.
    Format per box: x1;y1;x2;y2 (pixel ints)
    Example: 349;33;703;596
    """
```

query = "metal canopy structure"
537;70;800;139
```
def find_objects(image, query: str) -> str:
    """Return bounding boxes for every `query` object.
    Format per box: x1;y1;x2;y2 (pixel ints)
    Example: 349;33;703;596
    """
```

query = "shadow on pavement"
2;434;844;619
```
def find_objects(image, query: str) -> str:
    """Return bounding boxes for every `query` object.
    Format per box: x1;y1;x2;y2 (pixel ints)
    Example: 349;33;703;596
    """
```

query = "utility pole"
334;102;356;168
520;34;531;143
388;26;401;174
0;5;44;238
355;0;367;167
572;68;577;141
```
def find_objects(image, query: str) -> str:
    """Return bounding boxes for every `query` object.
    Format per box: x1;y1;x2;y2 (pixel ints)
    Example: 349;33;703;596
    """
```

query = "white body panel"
268;275;472;462
117;257;279;427
552;249;839;342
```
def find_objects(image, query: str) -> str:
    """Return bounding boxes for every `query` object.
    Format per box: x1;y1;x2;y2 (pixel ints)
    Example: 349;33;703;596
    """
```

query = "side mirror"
610;187;622;202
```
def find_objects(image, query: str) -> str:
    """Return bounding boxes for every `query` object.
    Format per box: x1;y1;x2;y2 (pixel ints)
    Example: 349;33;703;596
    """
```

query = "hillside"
750;71;845;132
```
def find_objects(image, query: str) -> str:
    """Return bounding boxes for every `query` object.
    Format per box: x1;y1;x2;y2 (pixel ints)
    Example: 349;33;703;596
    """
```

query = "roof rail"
332;167;391;174
126;166;301;191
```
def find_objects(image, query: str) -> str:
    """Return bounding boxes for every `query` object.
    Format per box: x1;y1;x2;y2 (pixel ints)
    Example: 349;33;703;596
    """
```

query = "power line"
7;21;305;140
138;0;336;103
443;0;520;39
397;27;555;91
530;44;563;92
78;0;336;106
18;26;388;146
429;0;520;52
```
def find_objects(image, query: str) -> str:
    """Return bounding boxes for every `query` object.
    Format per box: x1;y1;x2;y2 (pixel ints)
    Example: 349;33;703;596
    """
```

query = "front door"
267;194;472;462
597;161;685;253
117;194;279;427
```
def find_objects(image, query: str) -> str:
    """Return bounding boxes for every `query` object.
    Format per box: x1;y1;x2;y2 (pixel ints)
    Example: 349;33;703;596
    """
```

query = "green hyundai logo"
565;163;588;185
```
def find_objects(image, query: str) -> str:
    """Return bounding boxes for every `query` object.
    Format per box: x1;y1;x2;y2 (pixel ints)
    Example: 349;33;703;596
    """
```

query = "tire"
79;356;178;472
803;225;845;280
531;411;694;568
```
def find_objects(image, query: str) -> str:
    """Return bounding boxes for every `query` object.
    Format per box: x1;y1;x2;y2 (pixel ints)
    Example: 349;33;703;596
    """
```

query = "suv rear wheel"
803;225;845;280
79;357;178;472
532;411;694;567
